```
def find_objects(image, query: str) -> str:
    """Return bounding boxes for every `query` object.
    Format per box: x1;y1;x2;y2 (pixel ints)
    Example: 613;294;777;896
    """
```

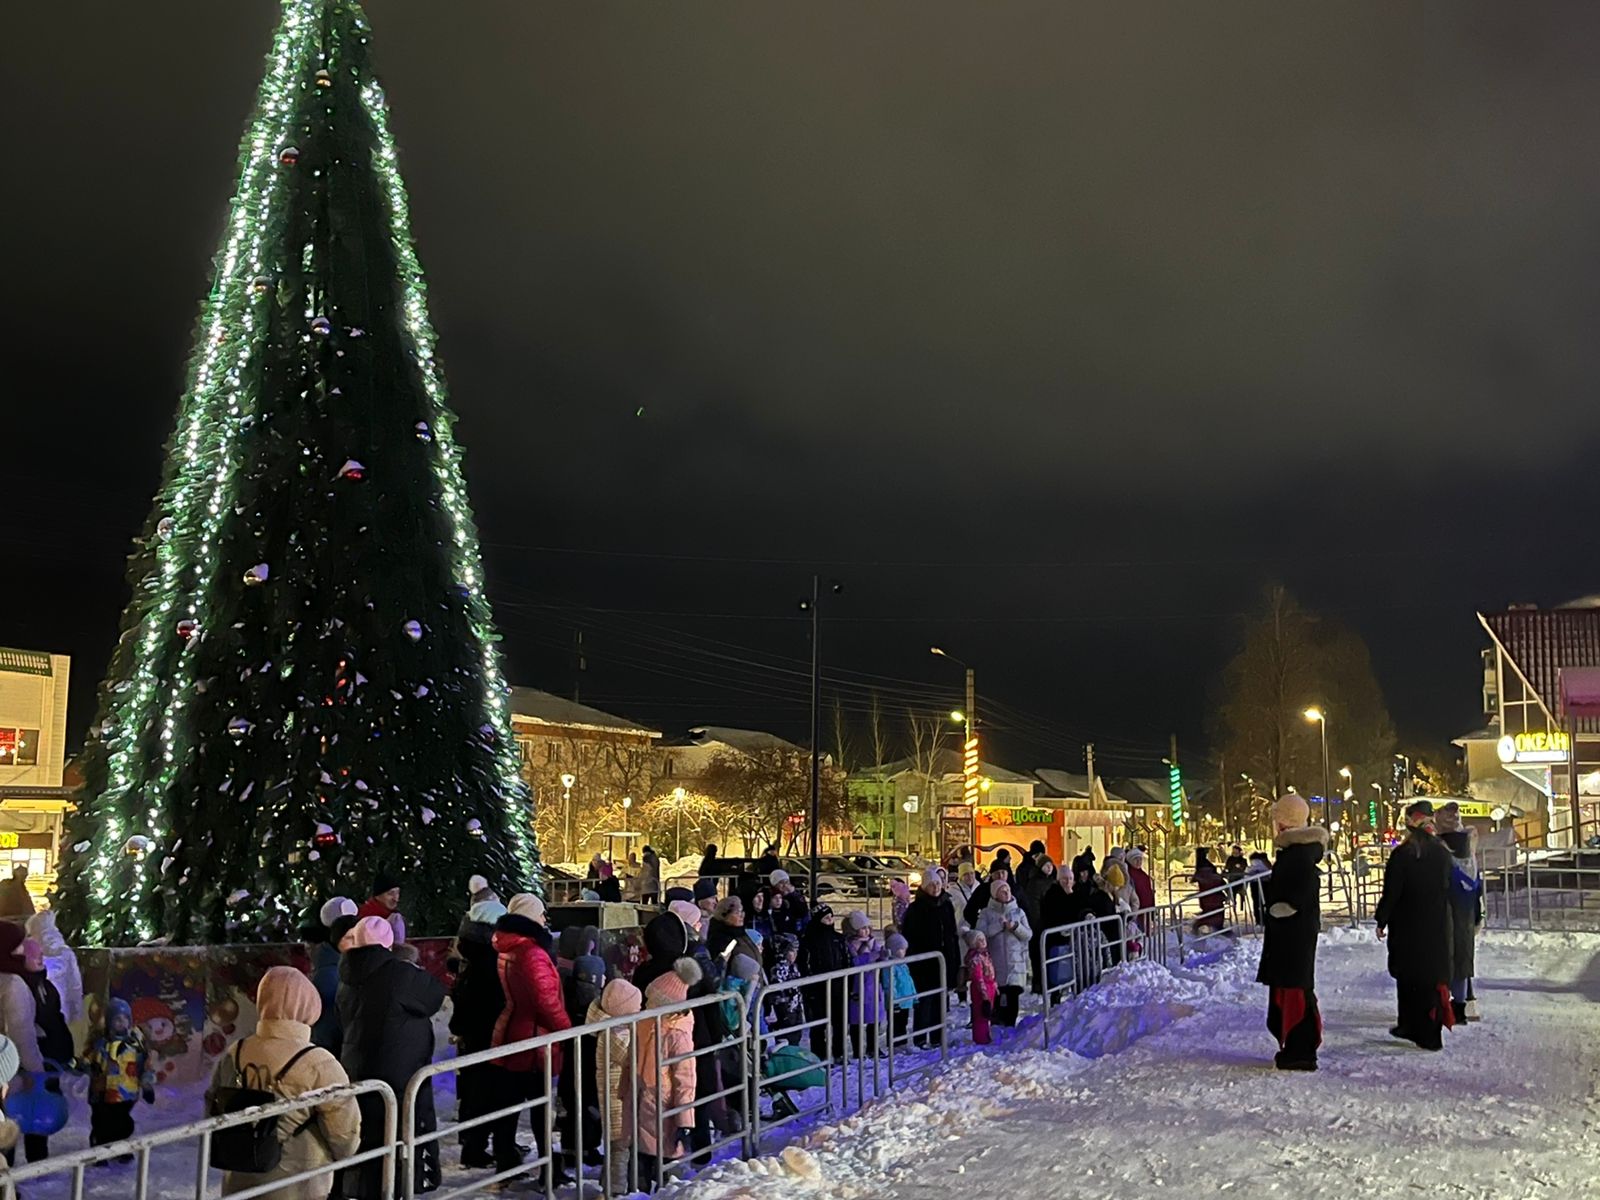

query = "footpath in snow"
666;929;1600;1200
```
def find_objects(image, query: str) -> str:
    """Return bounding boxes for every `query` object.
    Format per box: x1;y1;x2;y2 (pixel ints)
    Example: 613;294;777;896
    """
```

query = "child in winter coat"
585;978;642;1194
25;911;83;1025
885;933;916;1047
966;933;997;1046
624;959;701;1187
83;998;155;1150
975;881;1032;1028
843;911;883;1058
765;934;806;1045
0;1033;21;1162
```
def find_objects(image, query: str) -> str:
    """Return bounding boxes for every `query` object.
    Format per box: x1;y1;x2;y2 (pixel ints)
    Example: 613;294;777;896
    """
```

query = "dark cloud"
4;2;1598;766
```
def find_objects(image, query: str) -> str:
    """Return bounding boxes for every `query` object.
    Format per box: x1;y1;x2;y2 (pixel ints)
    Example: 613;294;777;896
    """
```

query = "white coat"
209;1018;361;1200
0;974;42;1074
976;899;1033;990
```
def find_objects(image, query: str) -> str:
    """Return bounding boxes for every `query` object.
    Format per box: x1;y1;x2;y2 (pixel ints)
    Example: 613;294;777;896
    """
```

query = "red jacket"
1130;865;1156;912
492;915;571;1073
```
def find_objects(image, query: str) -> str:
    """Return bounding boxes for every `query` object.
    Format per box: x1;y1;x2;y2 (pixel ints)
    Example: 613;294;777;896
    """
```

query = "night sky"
6;2;1600;776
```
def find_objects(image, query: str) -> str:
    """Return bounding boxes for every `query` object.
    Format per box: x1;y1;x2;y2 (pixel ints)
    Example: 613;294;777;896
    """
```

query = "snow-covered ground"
18;929;1600;1198
665;928;1600;1200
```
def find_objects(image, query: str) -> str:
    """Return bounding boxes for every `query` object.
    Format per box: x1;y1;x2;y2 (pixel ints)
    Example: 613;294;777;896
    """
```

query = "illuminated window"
0;729;39;767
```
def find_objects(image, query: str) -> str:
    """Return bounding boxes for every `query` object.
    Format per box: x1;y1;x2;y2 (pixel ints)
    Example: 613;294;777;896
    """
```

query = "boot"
1451;1000;1468;1026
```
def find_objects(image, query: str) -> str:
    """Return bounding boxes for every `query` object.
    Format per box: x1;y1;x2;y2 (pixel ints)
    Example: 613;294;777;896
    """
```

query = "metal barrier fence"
749;951;949;1147
1137;875;1265;968
0;1079;396;1200
1480;844;1600;932
402;989;749;1199
661;867;928;926
1035;913;1129;1045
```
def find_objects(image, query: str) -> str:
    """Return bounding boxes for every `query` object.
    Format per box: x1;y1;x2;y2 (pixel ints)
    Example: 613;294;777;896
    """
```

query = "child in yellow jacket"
82;998;155;1151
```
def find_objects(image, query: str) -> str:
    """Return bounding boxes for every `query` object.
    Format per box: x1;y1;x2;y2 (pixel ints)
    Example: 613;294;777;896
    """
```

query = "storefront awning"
1561;667;1600;719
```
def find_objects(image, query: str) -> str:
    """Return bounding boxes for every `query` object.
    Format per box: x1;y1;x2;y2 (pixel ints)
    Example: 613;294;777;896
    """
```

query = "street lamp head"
1371;782;1383;792
1303;707;1325;723
622;796;633;809
1338;766;1352;779
559;773;576;789
949;709;967;724
672;786;686;802
930;646;947;658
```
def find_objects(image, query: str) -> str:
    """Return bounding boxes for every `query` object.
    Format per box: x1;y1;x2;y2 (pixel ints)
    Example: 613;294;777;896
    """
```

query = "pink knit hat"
645;957;703;1007
343;915;395;951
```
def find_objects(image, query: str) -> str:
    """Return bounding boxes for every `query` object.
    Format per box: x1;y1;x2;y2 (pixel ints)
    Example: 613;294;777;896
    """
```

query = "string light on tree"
57;0;537;946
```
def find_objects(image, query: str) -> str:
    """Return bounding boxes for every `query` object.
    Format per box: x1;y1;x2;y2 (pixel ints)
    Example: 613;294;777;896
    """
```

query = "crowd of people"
0;812;1489;1192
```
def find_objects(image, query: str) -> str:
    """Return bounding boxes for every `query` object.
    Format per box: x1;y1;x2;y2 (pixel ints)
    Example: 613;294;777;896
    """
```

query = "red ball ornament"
336;459;366;482
176;619;199;641
279;146;300;166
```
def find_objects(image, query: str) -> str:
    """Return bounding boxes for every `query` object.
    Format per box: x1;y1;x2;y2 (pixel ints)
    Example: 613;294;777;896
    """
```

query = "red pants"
1267;987;1322;1063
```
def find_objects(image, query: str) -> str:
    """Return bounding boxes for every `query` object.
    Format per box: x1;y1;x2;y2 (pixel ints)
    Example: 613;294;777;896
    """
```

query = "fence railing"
749;950;948;1147
1479;843;1600;931
0;1079;397;1200
1035;913;1129;1045
402;989;749;1199
1136;874;1266;967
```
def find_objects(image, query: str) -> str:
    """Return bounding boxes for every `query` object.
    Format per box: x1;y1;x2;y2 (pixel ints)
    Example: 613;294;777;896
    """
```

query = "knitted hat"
812;903;835;923
319;897;357;927
645;957;703;1006
347;915;395;950
0;1034;18;1085
729;953;763;983
257;965;321;1026
372;873;401;897
1127;848;1146;864
1272;793;1310;829
991;880;1014;904
106;997;133;1032
714;895;744;921
885;932;908;955
599;978;643;1018
668;899;703;931
507;893;546;923
468;899;508;925
328;914;359;949
768;868;790;887
845;909;871;933
574;953;607;987
468;874;489;896
664;886;695;904
773;932;799;957
693;878;720;903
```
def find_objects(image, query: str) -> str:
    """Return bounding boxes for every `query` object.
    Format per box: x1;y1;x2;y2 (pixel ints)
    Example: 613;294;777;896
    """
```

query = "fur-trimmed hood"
1274;825;1330;851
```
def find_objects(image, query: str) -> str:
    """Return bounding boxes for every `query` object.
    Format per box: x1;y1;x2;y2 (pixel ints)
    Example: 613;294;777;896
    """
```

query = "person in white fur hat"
1254;791;1328;1071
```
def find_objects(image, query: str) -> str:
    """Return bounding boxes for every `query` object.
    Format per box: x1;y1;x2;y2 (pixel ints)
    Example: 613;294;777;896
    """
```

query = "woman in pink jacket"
623;958;701;1187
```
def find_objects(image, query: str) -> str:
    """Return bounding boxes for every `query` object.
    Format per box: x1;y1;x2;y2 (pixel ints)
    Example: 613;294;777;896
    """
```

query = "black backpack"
208;1039;319;1173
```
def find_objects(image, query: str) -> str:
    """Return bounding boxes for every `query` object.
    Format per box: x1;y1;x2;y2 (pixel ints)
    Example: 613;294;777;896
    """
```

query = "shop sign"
0;832;17;849
1497;731;1570;765
976;806;1056;826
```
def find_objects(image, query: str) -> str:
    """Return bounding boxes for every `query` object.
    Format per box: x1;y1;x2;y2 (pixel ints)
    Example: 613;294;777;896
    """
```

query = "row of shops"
0;648;73;903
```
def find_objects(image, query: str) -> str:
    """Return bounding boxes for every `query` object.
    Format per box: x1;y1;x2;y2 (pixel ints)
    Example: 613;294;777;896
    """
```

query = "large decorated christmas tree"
58;0;538;946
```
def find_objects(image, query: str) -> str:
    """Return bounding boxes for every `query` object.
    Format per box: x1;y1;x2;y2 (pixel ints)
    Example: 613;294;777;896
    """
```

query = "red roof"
1481;607;1600;734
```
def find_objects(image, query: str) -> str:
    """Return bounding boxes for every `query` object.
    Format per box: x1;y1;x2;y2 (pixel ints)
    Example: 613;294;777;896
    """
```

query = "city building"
508;687;663;864
0;647;73;901
1460;601;1600;846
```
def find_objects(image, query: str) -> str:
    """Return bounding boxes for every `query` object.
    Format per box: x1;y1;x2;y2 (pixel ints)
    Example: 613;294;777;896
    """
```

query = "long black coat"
1440;830;1480;982
1255;826;1327;990
902;892;961;995
1374;828;1455;985
448;926;505;1054
338;945;447;1198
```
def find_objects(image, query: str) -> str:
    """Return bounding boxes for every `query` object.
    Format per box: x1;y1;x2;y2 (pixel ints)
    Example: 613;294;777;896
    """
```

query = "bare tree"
697;748;849;854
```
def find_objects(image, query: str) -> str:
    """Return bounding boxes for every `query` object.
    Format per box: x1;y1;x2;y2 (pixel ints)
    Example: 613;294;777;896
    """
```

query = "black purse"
208;1040;318;1174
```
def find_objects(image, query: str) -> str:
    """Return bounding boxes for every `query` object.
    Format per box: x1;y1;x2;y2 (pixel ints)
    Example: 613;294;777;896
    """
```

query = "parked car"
780;857;855;901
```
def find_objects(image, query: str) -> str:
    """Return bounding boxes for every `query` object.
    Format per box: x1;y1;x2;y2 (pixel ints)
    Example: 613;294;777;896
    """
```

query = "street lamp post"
1338;766;1353;851
560;772;577;864
932;647;980;845
621;795;632;835
1303;709;1331;825
801;578;843;906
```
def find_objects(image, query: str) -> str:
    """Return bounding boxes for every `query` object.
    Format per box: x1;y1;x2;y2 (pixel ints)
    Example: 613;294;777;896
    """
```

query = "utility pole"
808;575;821;905
801;577;841;905
1085;742;1096;788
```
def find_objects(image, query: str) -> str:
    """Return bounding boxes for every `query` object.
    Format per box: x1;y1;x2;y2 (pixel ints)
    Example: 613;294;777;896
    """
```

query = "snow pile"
660;1043;1091;1199
1320;923;1379;946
